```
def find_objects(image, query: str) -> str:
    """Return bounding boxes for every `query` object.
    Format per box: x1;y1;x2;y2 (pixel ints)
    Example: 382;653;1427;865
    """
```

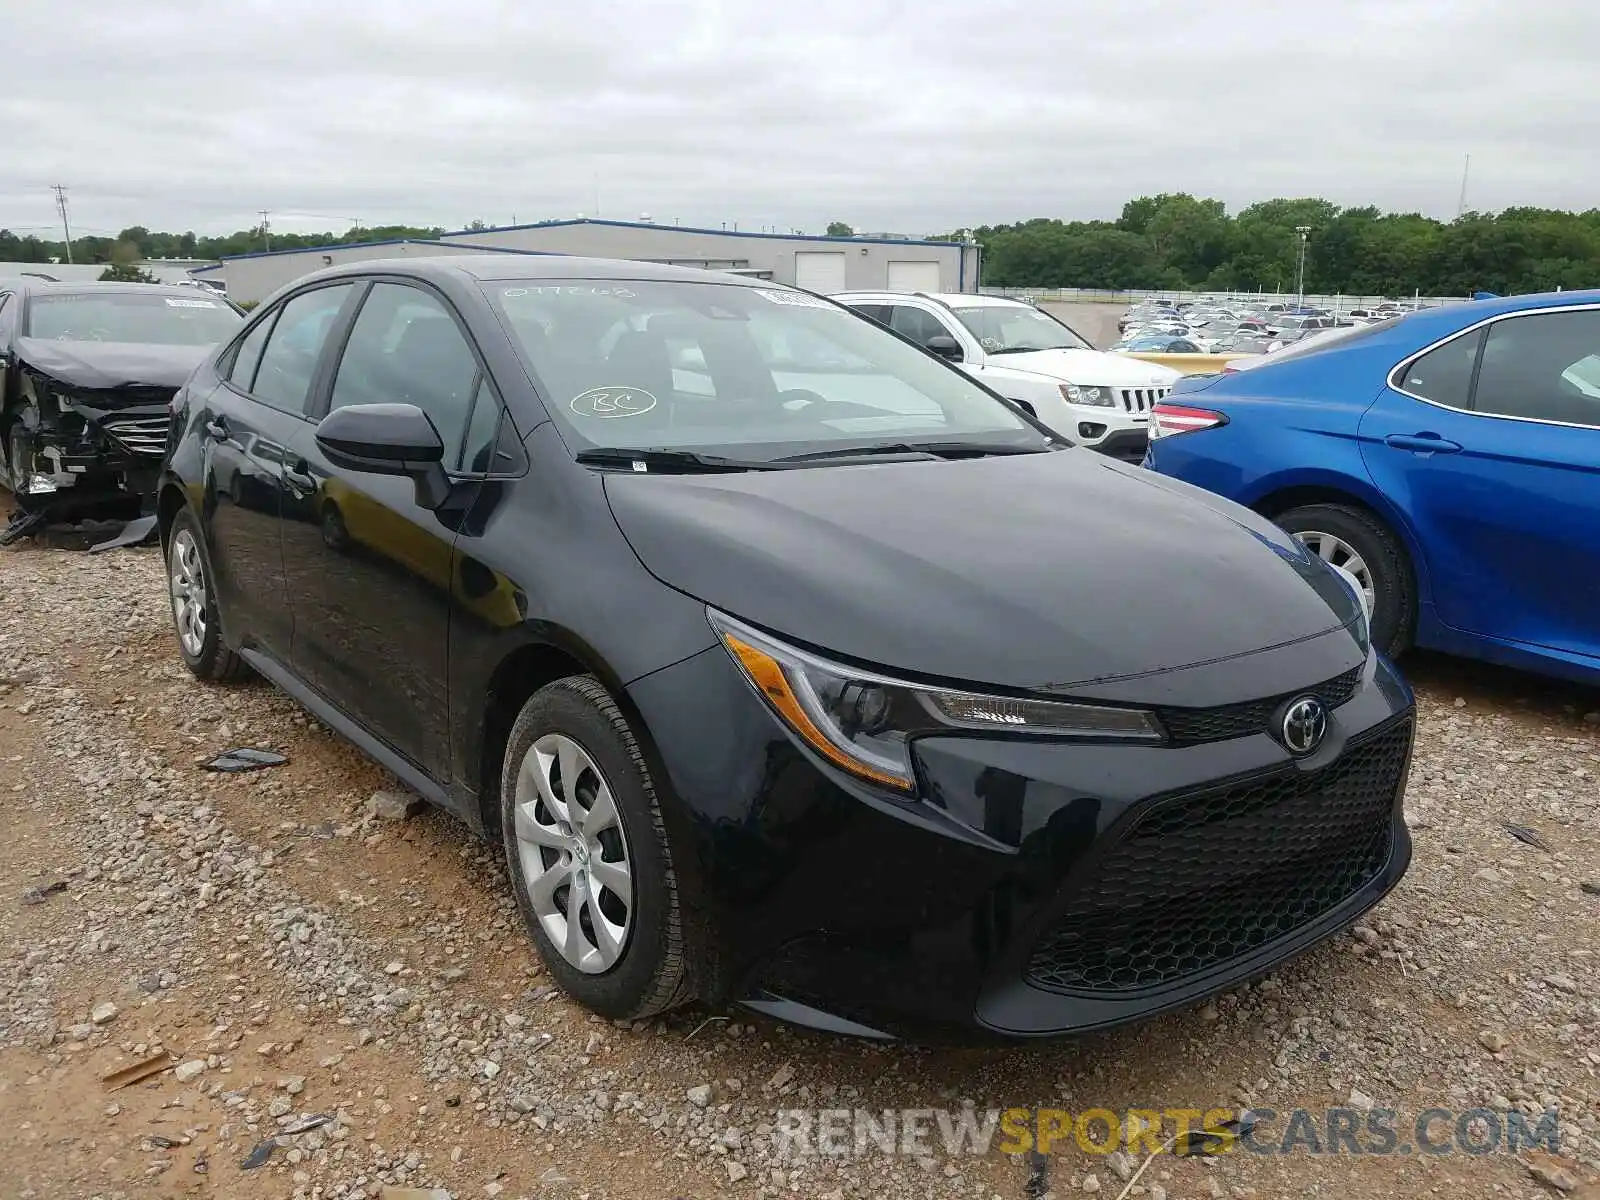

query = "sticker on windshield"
164;297;220;308
503;285;637;299
570;386;657;418
755;289;834;310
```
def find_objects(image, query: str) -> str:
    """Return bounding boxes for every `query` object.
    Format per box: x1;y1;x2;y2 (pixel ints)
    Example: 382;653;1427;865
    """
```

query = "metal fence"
980;286;1470;313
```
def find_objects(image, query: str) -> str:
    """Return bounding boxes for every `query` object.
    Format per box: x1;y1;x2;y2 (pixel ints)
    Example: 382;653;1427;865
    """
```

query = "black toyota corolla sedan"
156;256;1414;1041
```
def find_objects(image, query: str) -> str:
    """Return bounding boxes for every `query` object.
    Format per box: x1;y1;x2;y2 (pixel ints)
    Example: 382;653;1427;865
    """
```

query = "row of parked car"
1113;296;1419;357
0;259;1592;1049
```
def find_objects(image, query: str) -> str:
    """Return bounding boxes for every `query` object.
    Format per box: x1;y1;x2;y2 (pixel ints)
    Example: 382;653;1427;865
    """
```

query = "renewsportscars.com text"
772;1106;1562;1159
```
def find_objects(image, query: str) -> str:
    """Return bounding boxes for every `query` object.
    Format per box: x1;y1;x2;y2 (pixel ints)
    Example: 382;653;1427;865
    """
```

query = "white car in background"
832;292;1180;461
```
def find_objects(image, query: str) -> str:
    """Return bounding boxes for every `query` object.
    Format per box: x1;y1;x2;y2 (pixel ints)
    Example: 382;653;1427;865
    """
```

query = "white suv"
832;291;1180;460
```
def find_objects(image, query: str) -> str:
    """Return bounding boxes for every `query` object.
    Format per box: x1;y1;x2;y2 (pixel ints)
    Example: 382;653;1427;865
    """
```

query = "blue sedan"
1144;290;1600;684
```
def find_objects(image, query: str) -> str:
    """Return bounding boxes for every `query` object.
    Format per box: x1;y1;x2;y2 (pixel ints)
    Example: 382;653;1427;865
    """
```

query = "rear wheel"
1275;502;1414;656
165;509;247;681
500;675;694;1019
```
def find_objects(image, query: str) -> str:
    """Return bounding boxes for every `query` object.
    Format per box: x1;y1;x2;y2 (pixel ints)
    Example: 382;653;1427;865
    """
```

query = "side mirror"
315;403;451;510
925;335;963;361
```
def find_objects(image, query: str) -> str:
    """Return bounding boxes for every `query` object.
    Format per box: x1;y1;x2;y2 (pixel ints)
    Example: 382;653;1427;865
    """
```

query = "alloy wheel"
1293;530;1375;612
169;528;209;658
512;732;634;974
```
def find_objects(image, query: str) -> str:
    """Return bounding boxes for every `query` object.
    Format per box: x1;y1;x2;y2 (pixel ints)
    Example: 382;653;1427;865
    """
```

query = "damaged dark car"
0;280;243;544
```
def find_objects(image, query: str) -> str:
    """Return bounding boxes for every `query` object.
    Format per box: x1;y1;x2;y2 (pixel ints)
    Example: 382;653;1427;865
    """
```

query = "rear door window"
250;284;356;414
228;313;276;391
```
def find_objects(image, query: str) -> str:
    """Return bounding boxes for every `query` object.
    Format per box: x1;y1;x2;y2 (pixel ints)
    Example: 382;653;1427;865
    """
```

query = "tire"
320;503;350;553
164;508;247;682
1275;502;1414;656
499;675;693;1020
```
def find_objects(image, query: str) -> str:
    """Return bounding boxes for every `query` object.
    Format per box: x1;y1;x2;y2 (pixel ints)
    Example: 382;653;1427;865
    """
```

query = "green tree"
99;239;158;282
826;221;854;237
99;262;159;283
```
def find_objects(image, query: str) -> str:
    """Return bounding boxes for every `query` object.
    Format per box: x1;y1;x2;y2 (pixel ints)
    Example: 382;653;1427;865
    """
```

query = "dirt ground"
2;540;1597;1200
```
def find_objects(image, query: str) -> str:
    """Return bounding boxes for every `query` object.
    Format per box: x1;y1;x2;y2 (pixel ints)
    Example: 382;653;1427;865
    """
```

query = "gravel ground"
2;541;1597;1200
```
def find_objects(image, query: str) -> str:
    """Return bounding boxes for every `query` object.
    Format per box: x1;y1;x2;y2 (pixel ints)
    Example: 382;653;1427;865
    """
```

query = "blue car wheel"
1275;503;1415;656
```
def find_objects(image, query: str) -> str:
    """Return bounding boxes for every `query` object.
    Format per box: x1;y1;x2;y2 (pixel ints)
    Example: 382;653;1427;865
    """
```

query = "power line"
52;185;73;263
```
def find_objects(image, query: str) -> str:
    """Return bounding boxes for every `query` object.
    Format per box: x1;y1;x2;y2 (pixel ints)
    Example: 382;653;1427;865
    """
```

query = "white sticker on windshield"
755;289;834;310
570;386;657;418
165;297;219;308
503;285;637;299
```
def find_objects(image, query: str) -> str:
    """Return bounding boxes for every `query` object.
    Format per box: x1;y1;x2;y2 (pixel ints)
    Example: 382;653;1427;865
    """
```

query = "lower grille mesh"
1025;717;1411;995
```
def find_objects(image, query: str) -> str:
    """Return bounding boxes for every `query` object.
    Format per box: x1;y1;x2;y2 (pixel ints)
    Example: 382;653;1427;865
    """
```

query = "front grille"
1117;386;1169;414
1154;666;1362;746
1024;716;1411;995
98;414;170;457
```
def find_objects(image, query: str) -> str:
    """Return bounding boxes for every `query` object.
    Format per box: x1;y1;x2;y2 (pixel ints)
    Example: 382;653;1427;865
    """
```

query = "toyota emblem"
1280;696;1328;755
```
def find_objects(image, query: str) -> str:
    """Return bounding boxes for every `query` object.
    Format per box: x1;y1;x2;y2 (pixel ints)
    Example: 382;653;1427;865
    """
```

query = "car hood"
602;451;1362;695
14;338;209;390
988;348;1181;386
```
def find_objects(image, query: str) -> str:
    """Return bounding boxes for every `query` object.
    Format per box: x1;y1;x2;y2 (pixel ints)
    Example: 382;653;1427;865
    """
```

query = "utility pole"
258;210;272;250
1456;154;1471;218
1294;226;1312;308
52;185;74;263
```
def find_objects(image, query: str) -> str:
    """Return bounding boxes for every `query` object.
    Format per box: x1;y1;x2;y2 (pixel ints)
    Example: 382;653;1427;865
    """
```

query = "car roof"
8;279;227;300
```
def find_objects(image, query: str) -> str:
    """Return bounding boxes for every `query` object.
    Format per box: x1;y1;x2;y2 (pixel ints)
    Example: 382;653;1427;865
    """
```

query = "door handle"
203;416;229;441
1384;433;1462;455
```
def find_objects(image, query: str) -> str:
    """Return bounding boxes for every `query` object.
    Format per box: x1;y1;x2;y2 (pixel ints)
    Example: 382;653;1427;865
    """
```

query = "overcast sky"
2;0;1593;240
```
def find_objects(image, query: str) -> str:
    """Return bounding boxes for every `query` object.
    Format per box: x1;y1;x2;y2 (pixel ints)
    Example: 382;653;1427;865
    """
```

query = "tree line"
7;195;1600;296
0;224;445;269
938;195;1600;296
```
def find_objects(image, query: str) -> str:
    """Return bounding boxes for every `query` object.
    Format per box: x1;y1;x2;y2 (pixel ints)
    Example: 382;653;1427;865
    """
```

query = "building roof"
310;254;788;287
0;260;211;285
205;238;559;267
439;217;965;249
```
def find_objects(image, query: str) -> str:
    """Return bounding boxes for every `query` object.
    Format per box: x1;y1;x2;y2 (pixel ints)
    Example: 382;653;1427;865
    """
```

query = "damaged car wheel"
165;511;246;682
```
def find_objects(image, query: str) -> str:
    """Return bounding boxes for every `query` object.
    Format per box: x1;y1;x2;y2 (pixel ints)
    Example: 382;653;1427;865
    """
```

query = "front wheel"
1275;503;1414;656
165;509;247;681
499;676;694;1019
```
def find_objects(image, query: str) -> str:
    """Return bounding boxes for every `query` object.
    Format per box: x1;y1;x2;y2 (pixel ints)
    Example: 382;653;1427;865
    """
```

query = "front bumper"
1084;425;1149;462
626;644;1415;1042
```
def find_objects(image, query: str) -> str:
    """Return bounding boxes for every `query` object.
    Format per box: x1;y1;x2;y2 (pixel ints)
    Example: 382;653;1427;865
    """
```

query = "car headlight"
1060;383;1115;408
708;610;1163;792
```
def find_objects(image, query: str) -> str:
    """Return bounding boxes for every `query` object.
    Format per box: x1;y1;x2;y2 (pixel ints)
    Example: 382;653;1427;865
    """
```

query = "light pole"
1294;226;1311;308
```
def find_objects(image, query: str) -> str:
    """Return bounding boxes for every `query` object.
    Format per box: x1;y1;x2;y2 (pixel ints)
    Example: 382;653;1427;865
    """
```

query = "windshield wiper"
773;440;1054;464
986;345;1080;354
575;447;773;473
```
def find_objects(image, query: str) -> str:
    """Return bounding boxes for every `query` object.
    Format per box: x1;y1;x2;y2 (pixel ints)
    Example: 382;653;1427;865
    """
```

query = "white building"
0;259;216;286
194;220;979;305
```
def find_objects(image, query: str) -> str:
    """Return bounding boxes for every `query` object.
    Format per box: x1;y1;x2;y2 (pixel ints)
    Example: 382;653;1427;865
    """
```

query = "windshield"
488;280;1048;460
24;291;242;345
949;305;1091;353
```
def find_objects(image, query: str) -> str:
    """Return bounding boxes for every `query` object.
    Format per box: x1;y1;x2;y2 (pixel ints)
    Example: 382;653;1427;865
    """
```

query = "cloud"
1;0;1592;239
